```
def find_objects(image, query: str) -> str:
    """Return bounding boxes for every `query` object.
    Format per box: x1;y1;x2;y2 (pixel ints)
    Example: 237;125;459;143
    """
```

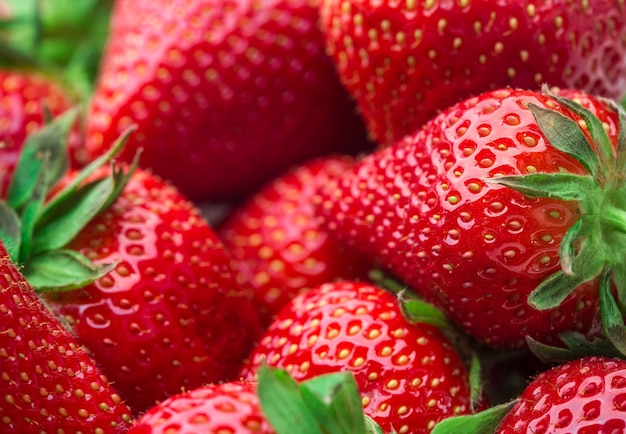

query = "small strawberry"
84;0;372;201
433;356;626;433
217;155;374;326
0;69;82;196
0;240;135;433
127;381;276;434
319;0;626;145
316;87;624;348
241;280;477;433
0;110;262;414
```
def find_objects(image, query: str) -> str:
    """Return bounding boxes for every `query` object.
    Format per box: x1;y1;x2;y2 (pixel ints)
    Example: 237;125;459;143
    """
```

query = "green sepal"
258;365;378;434
23;249;116;292
300;371;367;434
364;417;387;434
0;202;22;260
431;401;516;434
527;332;624;364
487;173;598;202
528;242;605;310
18;156;50;263
558;218;588;275
611;264;626;312
528;102;600;177
547;90;616;176
468;354;484;413
599;270;626;357
399;292;453;331
598;96;626;175
7;107;76;210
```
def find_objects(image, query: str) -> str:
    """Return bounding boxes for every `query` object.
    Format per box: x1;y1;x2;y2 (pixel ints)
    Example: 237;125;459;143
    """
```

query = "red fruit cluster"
2;0;626;433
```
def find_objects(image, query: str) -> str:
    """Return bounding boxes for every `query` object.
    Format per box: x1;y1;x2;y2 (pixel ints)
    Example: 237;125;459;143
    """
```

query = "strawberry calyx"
0;107;137;292
487;86;626;358
257;364;385;434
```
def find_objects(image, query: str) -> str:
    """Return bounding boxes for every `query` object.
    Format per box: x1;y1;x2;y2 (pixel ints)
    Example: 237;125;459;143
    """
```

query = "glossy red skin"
497;356;626;433
128;382;275;434
241;281;475;433
85;0;372;201
0;242;134;433
45;168;262;414
0;70;82;196
218;155;374;326
319;0;626;146
316;88;620;348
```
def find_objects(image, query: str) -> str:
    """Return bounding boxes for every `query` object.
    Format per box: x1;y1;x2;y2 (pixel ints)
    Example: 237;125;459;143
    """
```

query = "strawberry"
127;381;276;434
0;110;262;414
433;356;626;433
217;155;374;326
319;0;626;146
84;0;372;201
315;87;625;349
0;240;135;433
0;69;83;196
241;280;477;433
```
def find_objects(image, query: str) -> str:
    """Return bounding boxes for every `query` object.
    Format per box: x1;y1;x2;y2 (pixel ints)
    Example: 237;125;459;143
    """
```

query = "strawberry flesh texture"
45;168;262;414
0;69;83;196
241;280;475;433
320;0;626;145
85;0;372;201
496;356;626;433
128;382;275;434
0;242;134;433
218;155;375;326
316;88;619;348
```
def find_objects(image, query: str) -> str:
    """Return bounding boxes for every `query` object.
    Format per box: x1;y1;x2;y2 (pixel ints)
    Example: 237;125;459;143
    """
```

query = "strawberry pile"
2;0;626;433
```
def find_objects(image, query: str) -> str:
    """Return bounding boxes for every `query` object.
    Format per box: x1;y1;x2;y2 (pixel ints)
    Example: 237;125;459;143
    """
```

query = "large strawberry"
84;0;372;201
0;240;135;433
0;111;262;414
241;280;477;433
217;155;374;326
0;68;82;196
433;356;626;433
315;87;624;349
319;0;626;146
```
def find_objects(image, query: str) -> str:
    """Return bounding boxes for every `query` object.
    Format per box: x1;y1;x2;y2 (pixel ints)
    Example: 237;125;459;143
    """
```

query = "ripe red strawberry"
84;0;372;201
316;87;623;349
43;166;263;414
127;382;276;434
0;112;262;414
241;280;476;433
0;69;82;196
217;155;374;326
0;241;135;433
319;0;626;145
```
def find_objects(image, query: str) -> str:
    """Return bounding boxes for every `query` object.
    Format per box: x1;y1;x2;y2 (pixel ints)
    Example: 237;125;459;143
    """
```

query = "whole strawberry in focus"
0;241;135;433
316;87;624;348
218;155;374;326
0;69;82;196
85;0;372;201
319;0;626;145
0;110;262;415
241;281;477;433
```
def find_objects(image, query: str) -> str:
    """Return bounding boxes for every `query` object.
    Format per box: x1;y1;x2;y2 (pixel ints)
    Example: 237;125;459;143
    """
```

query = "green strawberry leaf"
23;249;116;292
468;354;483;413
558;218;588;275
612;264;626;312
257;365;324;434
364;417;386;434
18;156;49;263
487;173;597;202
7;107;75;210
528;241;605;310
599;270;626;357
431;401;516;434
527;332;624;363
528;102;600;177
300;371;367;434
548;90;616;176
0;202;22;260
598;96;626;175
399;293;452;330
